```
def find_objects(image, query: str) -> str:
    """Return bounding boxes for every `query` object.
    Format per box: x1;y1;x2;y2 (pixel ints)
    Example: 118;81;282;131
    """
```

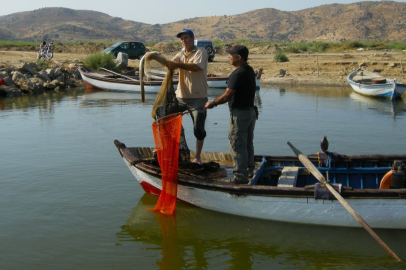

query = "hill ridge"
0;2;405;43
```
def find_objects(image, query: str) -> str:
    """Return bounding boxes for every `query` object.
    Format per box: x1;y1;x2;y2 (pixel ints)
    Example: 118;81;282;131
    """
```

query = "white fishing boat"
347;68;406;100
114;139;406;229
78;66;167;94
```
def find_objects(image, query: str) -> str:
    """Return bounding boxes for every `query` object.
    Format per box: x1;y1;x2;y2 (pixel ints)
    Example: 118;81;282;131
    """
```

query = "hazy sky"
1;0;405;24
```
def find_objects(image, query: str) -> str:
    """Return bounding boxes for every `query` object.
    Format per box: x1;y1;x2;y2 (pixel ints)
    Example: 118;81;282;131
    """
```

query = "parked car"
102;41;146;60
195;39;215;62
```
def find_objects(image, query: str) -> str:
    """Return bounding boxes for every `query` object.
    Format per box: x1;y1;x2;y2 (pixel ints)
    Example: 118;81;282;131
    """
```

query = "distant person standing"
204;45;257;184
165;28;208;164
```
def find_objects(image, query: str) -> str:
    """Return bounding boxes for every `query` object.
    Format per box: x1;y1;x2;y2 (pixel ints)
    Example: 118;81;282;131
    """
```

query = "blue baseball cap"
176;28;194;38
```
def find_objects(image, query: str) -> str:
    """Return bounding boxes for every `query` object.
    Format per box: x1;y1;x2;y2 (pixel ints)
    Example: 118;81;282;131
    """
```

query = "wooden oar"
99;67;138;82
287;141;404;263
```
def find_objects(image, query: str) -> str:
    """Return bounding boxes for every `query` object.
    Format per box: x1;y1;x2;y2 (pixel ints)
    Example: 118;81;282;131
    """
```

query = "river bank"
0;49;405;97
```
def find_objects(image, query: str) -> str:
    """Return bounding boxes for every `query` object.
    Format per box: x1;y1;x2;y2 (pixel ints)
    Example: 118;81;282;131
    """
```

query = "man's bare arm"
166;61;202;72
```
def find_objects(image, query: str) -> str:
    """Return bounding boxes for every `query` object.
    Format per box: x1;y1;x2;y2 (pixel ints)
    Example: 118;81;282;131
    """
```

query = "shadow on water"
81;88;157;105
118;193;406;269
0;87;86;111
349;92;406;121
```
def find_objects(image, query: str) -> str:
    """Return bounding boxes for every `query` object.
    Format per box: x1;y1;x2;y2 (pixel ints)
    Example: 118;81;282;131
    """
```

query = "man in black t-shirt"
204;45;257;184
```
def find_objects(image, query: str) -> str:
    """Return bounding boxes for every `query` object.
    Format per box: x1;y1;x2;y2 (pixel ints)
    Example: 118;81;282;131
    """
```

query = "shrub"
34;60;51;71
342;40;364;49
309;42;329;52
82;52;120;72
273;51;289;62
387;42;406;51
286;43;309;53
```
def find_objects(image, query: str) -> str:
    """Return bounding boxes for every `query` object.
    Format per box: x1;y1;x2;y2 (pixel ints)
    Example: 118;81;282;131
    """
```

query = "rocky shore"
0;60;83;97
0;47;405;97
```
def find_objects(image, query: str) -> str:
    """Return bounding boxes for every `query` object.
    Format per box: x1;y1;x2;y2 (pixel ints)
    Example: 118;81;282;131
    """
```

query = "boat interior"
121;144;406;191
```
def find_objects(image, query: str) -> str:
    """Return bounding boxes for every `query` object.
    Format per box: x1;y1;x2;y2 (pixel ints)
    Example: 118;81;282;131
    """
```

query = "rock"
53;67;63;78
279;69;286;77
0;85;23;97
390;63;397;68
12;71;29;89
28;77;46;92
21;63;36;76
37;70;51;82
0;70;9;78
55;74;65;83
115;52;128;67
46;68;55;79
68;70;81;79
3;76;16;87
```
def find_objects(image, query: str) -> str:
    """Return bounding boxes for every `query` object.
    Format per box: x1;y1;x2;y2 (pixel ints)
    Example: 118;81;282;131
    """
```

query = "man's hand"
204;101;215;109
165;61;177;70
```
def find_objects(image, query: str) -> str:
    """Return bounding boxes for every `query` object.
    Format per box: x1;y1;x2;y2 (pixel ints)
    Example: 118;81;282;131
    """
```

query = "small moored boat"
347;68;406;100
78;66;169;94
114;139;406;229
78;66;262;93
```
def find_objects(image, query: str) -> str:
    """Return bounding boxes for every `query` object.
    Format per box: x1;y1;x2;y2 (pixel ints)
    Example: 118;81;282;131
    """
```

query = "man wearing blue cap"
166;29;208;164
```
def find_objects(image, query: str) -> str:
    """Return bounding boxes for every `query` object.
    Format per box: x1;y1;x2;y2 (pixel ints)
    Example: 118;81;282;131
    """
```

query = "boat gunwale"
114;141;406;199
79;67;168;86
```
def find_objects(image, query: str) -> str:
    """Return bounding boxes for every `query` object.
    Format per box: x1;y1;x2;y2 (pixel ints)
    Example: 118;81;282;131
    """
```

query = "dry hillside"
0;1;405;43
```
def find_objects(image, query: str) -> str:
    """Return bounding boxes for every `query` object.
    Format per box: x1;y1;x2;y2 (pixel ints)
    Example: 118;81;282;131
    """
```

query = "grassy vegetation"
0;40;38;47
82;52;121;72
34;61;51;71
273;51;289;62
1;39;405;54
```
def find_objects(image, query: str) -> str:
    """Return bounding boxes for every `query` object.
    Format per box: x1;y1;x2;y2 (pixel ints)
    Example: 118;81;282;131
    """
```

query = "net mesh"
149;53;190;163
147;53;190;215
152;113;183;215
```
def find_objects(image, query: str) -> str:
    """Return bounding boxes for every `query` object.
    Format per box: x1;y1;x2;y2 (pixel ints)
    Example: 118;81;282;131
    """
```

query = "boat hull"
79;67;261;92
115;143;406;229
347;69;406;100
79;68;163;93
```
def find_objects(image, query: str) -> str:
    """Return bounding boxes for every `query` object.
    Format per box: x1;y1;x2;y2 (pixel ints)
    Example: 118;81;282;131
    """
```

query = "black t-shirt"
227;64;256;109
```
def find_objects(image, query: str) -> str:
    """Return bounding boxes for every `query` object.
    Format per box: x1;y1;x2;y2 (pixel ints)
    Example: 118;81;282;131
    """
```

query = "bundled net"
152;113;183;215
146;53;190;215
148;53;190;164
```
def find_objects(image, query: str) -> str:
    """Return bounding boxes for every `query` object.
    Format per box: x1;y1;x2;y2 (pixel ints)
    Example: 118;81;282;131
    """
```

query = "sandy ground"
1;50;405;86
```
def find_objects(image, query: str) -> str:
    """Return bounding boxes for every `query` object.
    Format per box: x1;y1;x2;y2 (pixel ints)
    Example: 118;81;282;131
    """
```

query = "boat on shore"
78;66;262;93
78;66;168;93
114;139;406;229
347;68;406;100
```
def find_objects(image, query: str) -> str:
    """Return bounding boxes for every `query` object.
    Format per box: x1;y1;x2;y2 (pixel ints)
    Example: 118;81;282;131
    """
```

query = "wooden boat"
347;68;406;100
114;139;406;229
78;66;169;93
78;66;262;93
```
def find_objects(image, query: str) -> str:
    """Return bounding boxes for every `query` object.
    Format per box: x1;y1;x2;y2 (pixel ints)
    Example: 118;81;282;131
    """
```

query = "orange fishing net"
145;52;190;215
151;113;183;215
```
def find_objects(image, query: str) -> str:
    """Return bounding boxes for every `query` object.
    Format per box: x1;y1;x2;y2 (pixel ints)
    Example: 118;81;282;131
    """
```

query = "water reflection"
81;88;157;105
266;84;352;98
0;88;84;111
350;92;406;121
118;193;406;269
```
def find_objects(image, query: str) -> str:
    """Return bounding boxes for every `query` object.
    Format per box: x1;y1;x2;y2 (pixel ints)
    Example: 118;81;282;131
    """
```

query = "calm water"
1;85;406;270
